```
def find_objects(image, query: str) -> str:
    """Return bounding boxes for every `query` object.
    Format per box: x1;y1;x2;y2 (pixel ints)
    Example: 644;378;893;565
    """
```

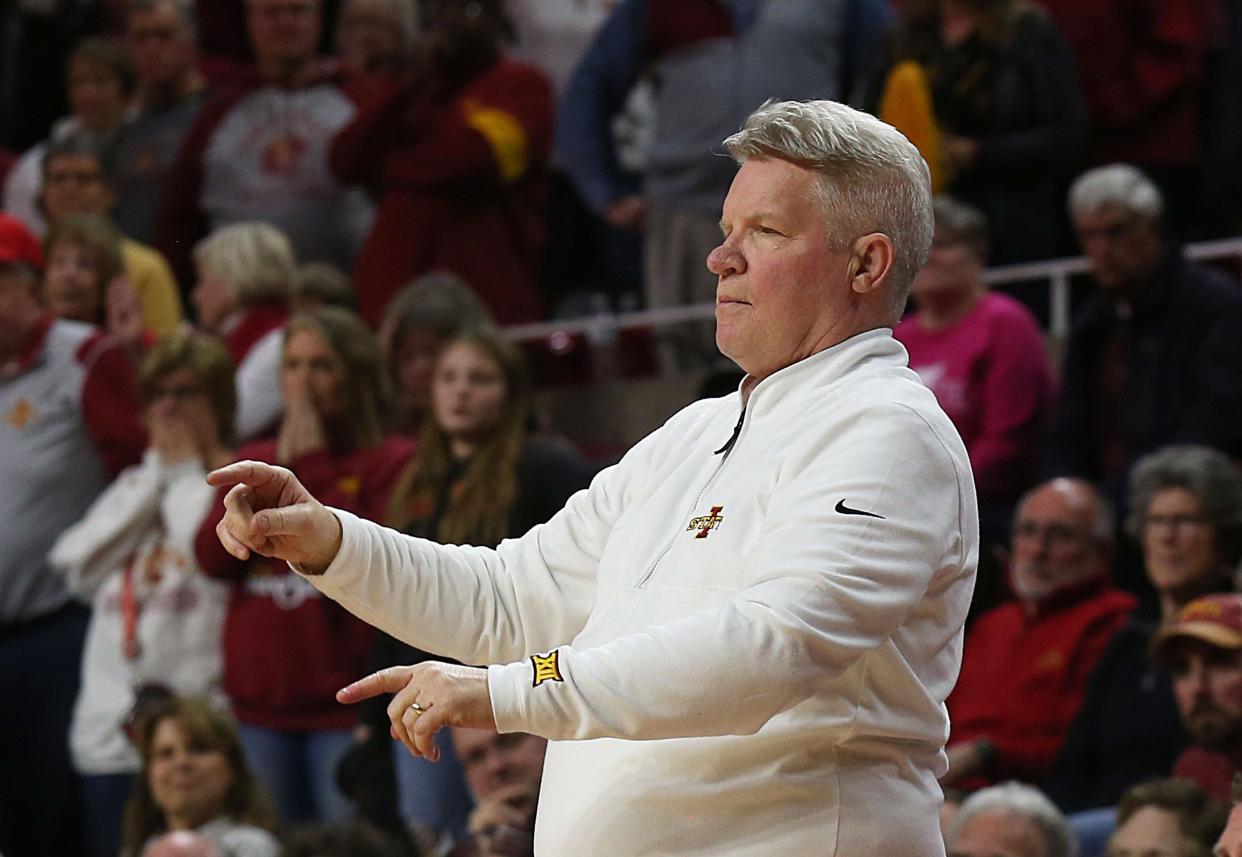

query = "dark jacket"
1044;616;1189;812
1046;249;1242;498
870;1;1085;263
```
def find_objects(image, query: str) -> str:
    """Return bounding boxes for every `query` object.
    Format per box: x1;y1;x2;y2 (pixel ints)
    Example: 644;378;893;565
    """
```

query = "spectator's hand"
468;782;539;835
604;195;646;230
276;385;327;464
206;460;342;571
473;824;535;857
941;134;978;174
150;411;201;465
338;662;496;762
106;275;144;349
940;740;987;787
1216;802;1242;857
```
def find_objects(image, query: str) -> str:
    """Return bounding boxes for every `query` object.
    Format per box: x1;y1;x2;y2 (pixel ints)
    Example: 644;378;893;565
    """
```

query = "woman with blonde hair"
192;221;296;440
121;696;279;857
195;306;413;824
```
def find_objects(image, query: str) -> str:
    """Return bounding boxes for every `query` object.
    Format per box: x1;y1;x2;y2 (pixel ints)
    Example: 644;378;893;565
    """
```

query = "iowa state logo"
687;505;724;538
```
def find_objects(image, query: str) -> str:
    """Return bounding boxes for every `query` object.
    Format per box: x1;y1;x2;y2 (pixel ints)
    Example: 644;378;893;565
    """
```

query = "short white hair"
948;782;1079;857
1068;163;1163;221
193;222;296;304
722;99;934;318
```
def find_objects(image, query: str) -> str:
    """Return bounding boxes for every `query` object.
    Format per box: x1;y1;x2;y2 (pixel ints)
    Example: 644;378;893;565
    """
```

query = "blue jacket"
558;0;894;216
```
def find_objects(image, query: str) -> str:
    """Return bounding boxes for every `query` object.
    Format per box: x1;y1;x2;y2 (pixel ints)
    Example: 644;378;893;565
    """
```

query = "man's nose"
707;242;745;278
1186;657;1211;696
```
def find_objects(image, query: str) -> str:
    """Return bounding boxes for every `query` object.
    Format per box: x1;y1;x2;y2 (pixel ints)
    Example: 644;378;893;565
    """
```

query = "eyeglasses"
149;384;204;402
45;169;103;187
1013;520;1092;548
1076;217;1143;244
249;1;316;20
1143;513;1211;533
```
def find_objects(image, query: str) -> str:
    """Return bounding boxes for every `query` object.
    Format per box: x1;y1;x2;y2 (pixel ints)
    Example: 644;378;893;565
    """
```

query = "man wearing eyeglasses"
943;477;1135;790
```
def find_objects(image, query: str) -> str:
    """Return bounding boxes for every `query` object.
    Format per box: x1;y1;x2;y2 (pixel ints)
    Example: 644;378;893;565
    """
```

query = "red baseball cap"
1152;593;1242;660
0;214;43;270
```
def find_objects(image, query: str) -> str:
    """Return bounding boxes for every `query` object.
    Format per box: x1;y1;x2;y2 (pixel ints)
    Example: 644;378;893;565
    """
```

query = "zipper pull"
714;408;745;456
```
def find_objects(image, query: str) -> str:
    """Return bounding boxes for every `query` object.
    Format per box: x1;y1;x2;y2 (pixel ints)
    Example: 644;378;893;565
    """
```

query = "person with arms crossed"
209;99;979;856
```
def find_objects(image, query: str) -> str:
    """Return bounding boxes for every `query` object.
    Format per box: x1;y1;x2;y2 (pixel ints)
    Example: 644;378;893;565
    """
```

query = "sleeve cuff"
289;507;357;582
488;660;534;734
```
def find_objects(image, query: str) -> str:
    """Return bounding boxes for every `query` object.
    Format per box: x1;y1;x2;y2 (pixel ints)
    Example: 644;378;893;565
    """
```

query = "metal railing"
508;236;1242;347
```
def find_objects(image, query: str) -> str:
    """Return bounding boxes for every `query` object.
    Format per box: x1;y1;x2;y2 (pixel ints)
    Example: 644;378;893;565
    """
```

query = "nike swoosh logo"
835;499;884;519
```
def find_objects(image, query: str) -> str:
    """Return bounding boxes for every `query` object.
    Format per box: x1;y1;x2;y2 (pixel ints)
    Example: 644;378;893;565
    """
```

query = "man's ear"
847;233;895;296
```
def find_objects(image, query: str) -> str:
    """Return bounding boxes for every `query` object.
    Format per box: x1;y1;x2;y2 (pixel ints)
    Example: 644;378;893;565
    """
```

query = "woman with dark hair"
195;306;413;825
357;326;589;845
1048;445;1242;845
121;697;279;857
51;332;237;857
379;271;493;439
870;0;1084;263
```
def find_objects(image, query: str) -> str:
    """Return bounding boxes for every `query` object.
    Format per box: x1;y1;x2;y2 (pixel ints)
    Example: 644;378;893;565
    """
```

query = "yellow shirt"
120;238;183;338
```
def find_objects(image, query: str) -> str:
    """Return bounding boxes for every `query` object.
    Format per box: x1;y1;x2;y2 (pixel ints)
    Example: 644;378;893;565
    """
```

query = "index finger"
337;666;415;704
207;460;280;489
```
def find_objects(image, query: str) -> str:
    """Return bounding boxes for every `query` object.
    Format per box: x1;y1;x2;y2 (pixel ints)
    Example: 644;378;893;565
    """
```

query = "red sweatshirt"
947;578;1135;784
195;436;414;730
330;58;554;327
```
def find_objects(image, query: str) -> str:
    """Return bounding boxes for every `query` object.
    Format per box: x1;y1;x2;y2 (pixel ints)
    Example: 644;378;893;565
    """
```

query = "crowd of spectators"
2;0;1242;855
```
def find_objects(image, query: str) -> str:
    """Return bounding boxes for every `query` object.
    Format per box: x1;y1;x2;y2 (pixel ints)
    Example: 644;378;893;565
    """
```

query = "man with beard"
944;478;1136;788
1153;593;1242;803
329;0;553;326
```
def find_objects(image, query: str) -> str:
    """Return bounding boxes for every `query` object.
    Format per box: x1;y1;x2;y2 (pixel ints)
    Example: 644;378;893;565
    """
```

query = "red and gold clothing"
330;58;554;326
194;436;414;730
948;578;1135;784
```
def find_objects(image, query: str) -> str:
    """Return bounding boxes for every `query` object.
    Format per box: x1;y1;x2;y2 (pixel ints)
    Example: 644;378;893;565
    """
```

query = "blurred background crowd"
2;0;1242;855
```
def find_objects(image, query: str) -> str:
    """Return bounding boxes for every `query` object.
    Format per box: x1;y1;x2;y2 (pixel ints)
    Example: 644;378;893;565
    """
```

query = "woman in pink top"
895;196;1057;544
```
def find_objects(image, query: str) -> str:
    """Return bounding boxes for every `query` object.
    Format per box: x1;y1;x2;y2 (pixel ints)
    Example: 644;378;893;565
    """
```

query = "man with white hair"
1047;163;1242;502
209;99;979;855
948;782;1078;857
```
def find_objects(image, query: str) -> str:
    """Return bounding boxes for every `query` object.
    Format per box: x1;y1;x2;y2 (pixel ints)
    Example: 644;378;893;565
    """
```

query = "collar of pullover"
737;327;904;420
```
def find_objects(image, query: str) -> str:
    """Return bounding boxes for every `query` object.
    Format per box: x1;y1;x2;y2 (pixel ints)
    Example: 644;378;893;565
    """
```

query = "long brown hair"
388;327;531;546
121;697;277;853
285;306;392;452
